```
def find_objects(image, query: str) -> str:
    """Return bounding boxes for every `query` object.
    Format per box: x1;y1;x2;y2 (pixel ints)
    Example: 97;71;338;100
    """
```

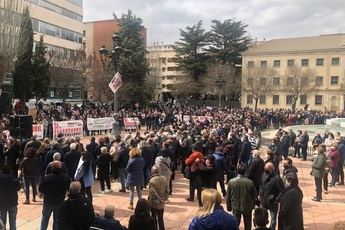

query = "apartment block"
242;34;345;111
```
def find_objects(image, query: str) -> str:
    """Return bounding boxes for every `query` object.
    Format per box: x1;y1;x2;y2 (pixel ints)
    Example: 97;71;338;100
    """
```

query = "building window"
301;59;309;67
261;61;267;68
273;77;280;86
248;61;254;68
331;76;339;85
316;76;323;86
273;95;279;105
315;95;322;105
50;90;54;98
247;95;253;104
287;59;294;66
316;58;324;66
300;95;307;105
259;96;266;104
273;60;280;67
332;58;340;66
286;95;293;105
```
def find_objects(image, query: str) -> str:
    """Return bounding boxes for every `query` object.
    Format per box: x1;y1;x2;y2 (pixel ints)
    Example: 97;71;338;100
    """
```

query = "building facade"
242;34;345;111
147;44;184;101
1;0;85;101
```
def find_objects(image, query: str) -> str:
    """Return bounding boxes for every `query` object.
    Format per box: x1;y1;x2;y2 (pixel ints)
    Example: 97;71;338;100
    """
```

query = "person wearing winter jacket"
328;143;340;186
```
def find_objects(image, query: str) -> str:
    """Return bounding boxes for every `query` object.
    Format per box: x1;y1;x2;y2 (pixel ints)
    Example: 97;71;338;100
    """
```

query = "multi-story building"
242;34;345;111
1;0;85;101
147;44;184;101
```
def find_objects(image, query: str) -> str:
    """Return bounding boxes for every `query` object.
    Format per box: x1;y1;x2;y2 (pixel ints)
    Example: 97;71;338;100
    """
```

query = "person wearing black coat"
64;143;81;179
278;175;303;230
45;143;63;167
239;136;252;166
4;139;20;178
114;142;129;192
247;150;265;193
39;161;71;230
94;205;127;230
0;168;21;230
300;130;309;161
58;181;95;230
259;162;286;230
96;147;112;192
128;199;156;230
281;132;290;159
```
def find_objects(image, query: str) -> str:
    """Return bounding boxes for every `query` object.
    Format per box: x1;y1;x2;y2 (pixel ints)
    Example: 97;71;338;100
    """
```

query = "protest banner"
53;120;83;139
123;117;140;130
32;124;44;139
87;117;115;131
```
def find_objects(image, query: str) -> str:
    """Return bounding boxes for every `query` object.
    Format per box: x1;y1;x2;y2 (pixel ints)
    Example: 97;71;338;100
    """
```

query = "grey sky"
84;0;345;45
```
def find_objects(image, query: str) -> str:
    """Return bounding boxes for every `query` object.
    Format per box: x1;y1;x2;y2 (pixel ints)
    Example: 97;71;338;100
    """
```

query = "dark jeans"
301;146;307;160
338;163;344;183
269;206;278;230
0;206;17;230
217;179;226;196
80;179;93;202
294;145;300;157
189;175;202;206
40;204;60;230
143;168;150;187
151;208;165;230
233;209;252;230
24;176;37;200
100;174;111;191
315;177;322;200
118;168;127;190
323;172;328;191
331;167;339;185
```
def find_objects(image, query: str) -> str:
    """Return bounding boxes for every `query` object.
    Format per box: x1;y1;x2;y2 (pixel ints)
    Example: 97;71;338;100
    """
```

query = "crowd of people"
0;104;345;230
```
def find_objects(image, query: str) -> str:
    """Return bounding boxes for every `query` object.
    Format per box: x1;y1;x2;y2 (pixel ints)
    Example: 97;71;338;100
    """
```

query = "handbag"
184;165;191;179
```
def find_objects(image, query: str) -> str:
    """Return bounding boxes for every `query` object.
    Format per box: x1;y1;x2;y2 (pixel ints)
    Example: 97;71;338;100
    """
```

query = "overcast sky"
84;0;345;46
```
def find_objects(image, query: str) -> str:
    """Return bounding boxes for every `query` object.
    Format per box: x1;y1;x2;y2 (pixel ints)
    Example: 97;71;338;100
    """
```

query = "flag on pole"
109;72;122;93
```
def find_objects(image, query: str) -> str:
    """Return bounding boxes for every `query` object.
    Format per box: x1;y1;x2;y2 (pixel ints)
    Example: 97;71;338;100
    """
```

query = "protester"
189;189;238;230
253;207;270;230
213;146;229;197
278;174;303;230
19;147;38;204
259;162;285;230
329;143;340;186
126;148;145;210
148;165;169;230
155;145;172;196
282;158;298;186
64;143;81;180
311;146;327;202
94;205;127;230
337;138;345;185
114;141;129;193
247;149;265;193
58;181;95;230
45;152;68;175
128;199;156;230
96;146;112;193
0;167;20;230
39;161;70;230
226;164;257;230
75;151;94;202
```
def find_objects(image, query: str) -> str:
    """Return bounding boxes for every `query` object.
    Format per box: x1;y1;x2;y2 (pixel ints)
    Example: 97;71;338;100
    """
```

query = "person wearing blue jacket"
189;188;238;230
213;146;230;197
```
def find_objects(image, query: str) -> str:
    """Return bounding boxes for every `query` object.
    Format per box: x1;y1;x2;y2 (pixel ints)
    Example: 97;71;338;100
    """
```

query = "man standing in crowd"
300;130;309;161
282;158;298;186
39;161;70;230
259;162;285;230
0;167;20;230
226;164;257;230
247;149;265;193
213;146;229;197
253;207;270;230
239;135;251;166
64;143;81;180
148;165;169;230
59;181;95;230
114;141;129;193
337;138;345;185
311;146;327;202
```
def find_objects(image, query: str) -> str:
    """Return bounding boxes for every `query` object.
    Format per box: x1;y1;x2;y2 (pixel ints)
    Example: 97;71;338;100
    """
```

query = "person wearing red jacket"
185;143;204;206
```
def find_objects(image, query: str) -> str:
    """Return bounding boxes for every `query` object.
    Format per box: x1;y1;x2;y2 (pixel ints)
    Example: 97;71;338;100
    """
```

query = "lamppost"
215;75;225;107
99;33;131;136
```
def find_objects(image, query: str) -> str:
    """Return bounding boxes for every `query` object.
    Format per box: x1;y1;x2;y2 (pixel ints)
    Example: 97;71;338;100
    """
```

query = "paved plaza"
14;154;345;230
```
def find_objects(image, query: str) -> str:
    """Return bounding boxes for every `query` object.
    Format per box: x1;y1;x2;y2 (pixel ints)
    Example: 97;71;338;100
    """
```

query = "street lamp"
215;75;226;107
98;32;126;113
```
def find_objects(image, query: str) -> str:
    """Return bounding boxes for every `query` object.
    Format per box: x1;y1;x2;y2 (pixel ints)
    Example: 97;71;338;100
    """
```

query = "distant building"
147;44;184;101
242;34;345;111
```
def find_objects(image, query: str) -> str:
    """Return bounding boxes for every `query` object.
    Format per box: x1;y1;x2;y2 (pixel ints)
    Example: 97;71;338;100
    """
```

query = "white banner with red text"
32;124;44;139
87;117;115;131
124;117;140;130
53;120;83;139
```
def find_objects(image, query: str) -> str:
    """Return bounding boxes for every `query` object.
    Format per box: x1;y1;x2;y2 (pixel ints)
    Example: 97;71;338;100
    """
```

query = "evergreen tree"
115;10;150;106
209;19;251;65
13;6;34;110
173;21;210;82
32;35;50;102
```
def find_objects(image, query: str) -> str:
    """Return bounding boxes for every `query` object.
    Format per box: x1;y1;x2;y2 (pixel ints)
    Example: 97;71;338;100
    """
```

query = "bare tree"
48;49;86;104
170;76;202;100
242;63;276;111
0;0;25;83
202;63;239;100
283;65;317;111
